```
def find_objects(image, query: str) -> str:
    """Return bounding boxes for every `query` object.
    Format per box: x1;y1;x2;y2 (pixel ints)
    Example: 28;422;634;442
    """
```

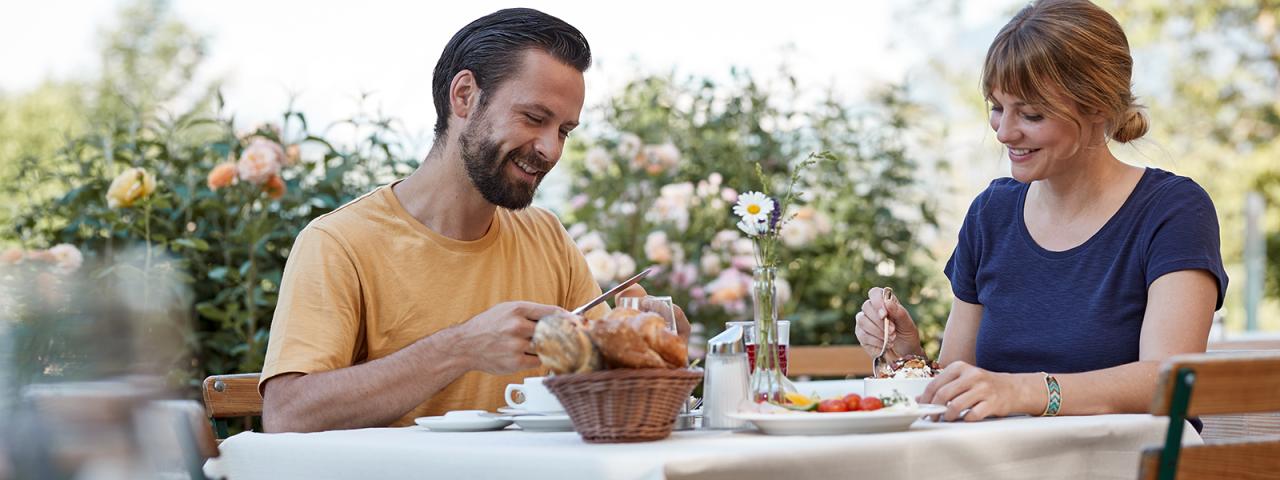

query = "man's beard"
459;115;547;210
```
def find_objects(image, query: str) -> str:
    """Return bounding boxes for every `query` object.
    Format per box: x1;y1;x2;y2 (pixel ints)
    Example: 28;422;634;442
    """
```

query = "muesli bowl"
864;355;941;400
863;377;934;401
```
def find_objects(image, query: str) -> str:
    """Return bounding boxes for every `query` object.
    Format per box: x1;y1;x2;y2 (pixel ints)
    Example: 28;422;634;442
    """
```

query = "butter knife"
571;267;653;315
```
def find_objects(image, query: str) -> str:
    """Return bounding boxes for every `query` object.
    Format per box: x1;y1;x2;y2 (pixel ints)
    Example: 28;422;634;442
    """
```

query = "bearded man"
259;8;689;432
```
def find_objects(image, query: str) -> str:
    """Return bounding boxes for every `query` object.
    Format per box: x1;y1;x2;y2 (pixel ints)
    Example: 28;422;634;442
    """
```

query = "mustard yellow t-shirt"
260;182;603;426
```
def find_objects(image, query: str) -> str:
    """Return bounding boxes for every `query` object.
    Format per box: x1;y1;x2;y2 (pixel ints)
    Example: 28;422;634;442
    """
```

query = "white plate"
727;404;946;435
512;414;574;432
414;411;512;432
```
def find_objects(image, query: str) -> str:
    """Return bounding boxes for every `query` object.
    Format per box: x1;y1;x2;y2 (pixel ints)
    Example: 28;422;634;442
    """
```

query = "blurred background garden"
1;0;1277;400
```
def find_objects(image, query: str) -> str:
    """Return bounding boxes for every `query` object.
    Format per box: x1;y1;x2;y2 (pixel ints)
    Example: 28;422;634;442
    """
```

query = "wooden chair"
1200;342;1280;442
1208;338;1280;352
201;373;263;439
1138;351;1280;480
787;346;875;378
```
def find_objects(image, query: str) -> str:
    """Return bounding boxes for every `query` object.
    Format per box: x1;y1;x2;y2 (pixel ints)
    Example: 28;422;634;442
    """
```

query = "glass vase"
749;266;786;403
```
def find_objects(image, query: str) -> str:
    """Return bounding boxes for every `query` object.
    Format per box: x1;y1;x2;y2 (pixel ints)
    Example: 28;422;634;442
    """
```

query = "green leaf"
196;303;229;322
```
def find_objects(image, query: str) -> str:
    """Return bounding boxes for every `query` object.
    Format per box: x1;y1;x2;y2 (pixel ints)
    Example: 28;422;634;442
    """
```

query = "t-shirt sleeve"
259;225;363;394
944;192;986;305
1144;179;1229;309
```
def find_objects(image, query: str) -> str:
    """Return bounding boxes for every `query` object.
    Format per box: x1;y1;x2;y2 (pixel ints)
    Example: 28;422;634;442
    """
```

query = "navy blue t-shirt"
944;168;1227;375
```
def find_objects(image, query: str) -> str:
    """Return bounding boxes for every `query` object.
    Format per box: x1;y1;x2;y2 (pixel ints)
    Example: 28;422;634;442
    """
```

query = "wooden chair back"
1138;351;1280;480
1201;341;1280;441
201;373;263;439
787;346;874;378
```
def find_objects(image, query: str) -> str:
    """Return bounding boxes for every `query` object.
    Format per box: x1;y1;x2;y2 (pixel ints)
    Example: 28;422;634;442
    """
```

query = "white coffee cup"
504;376;563;413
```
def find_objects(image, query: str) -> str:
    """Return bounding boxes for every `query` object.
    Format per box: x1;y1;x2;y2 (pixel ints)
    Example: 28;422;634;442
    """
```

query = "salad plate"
727;404;945;435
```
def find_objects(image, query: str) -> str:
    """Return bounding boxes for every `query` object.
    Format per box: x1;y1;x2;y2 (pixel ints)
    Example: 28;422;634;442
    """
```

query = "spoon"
872;287;895;378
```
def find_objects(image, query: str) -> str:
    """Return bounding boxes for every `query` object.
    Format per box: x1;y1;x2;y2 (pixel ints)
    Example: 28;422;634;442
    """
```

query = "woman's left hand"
919;361;1040;422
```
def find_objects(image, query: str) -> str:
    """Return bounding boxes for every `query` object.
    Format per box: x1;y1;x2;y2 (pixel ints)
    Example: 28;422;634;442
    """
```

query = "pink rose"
47;244;83;273
237;137;284;185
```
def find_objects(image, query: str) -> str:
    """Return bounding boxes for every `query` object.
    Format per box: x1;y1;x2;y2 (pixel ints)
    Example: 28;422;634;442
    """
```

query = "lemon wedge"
782;392;817;411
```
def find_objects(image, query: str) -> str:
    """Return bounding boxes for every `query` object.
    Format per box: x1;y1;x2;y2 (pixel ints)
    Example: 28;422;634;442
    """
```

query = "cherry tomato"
817;399;849;413
859;396;884;411
842;393;862;411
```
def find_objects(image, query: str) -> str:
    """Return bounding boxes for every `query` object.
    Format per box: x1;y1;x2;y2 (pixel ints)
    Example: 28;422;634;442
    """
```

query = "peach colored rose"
237;137;284;185
207;162;238;190
1;247;23;265
25;249;55;263
706;269;749;305
644;231;673;265
264;175;286;199
105;167;157;208
644;143;680;175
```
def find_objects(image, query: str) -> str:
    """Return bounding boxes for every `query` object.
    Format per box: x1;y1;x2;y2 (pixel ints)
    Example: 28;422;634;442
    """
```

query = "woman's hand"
919;361;1042;421
854;286;925;361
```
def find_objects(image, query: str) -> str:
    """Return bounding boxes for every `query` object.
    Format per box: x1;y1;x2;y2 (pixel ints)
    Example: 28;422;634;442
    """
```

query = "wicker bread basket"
544;368;703;443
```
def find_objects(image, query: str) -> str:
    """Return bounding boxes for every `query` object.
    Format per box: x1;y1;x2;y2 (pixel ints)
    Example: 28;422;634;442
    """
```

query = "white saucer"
497;406;567;416
512;414;574;432
414;410;512;432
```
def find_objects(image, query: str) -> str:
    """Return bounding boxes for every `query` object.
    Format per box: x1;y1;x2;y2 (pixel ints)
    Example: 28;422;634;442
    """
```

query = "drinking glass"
618;295;677;332
724;320;790;375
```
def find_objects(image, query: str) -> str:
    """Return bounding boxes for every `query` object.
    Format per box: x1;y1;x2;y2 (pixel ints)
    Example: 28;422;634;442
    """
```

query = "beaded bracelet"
1040;372;1061;417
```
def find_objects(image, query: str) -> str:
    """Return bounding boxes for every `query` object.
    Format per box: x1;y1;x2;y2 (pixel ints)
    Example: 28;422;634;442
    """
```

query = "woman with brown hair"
855;0;1226;424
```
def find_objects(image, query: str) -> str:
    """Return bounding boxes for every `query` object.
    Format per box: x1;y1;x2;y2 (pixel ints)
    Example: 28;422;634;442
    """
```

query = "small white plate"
727;404;946;436
414;410;512;432
512;414;574;432
497;406;567;416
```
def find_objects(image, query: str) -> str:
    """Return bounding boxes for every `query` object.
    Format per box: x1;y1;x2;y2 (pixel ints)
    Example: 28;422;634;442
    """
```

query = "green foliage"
5;100;416;385
1108;0;1280;326
560;71;949;355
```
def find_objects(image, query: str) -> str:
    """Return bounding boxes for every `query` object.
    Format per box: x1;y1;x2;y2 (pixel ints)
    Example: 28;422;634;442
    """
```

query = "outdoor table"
204;380;1200;480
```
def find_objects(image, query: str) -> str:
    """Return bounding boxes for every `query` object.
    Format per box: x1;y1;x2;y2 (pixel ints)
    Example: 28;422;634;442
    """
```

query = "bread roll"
532;311;601;374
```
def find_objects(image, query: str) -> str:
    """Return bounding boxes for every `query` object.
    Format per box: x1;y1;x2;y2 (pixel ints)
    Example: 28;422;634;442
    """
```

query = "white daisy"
732;191;774;223
737;218;767;237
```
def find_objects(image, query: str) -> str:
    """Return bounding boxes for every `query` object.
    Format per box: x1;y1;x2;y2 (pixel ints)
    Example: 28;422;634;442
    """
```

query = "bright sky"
0;0;1017;139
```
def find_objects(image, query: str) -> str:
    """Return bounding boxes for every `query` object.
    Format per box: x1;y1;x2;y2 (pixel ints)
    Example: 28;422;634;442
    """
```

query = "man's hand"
450;301;566;375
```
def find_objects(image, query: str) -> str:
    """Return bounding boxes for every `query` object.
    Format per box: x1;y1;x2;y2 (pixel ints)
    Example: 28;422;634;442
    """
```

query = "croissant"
624;310;688;368
588;308;687;369
532;311;601;374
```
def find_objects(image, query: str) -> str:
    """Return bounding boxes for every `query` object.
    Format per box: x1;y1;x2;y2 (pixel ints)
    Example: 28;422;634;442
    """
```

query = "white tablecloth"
205;380;1200;480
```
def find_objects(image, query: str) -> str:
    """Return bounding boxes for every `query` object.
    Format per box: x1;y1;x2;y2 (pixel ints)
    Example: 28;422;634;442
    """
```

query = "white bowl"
863;377;934;401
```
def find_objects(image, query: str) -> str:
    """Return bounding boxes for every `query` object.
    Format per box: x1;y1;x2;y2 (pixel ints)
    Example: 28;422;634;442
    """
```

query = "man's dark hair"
432;8;591;140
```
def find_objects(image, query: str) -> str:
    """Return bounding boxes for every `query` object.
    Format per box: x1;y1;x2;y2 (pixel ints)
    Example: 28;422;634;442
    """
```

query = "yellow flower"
105;167;157;208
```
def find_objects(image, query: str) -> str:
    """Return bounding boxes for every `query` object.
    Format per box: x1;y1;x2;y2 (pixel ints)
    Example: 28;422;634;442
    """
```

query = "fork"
871;287;895;378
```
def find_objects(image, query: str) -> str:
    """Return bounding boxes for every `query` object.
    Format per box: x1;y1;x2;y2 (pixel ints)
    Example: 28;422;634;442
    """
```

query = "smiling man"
257;9;611;432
